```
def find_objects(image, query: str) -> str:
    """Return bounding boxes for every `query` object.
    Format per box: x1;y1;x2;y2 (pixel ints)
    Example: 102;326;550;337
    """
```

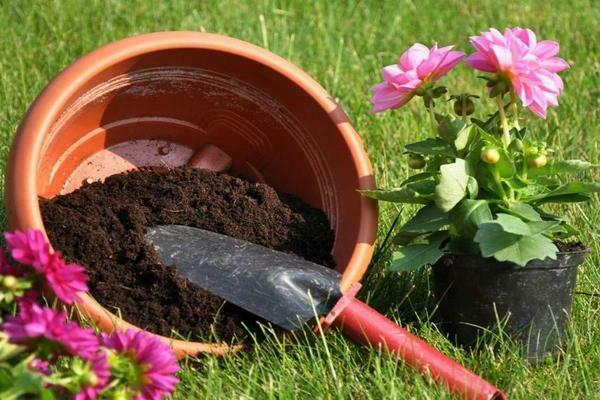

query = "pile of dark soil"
40;167;335;341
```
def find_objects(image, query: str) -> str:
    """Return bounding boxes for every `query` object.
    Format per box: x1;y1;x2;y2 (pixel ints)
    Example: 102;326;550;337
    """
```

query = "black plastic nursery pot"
432;249;587;363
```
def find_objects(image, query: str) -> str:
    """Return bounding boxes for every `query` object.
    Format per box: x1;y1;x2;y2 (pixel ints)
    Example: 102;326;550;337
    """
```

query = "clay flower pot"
5;32;378;358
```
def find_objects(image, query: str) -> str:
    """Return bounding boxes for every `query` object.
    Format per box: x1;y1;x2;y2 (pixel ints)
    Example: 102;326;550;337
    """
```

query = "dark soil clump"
555;241;586;253
40;167;335;342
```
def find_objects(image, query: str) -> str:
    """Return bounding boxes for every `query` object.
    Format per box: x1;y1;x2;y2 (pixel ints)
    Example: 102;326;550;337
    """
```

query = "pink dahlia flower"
102;329;179;400
2;303;99;359
371;43;464;113
4;229;88;304
465;27;569;118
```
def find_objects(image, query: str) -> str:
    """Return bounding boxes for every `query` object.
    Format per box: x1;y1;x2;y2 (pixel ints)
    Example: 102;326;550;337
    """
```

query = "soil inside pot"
40;167;335;342
437;240;586;269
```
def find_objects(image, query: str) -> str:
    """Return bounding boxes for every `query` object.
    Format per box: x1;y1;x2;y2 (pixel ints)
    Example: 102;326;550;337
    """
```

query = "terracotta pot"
5;32;378;358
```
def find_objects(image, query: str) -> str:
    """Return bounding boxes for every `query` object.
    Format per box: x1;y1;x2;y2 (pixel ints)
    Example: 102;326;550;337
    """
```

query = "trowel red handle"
324;284;505;400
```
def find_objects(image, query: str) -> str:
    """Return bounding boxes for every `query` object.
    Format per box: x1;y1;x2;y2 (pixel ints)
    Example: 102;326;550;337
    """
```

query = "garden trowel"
146;224;505;400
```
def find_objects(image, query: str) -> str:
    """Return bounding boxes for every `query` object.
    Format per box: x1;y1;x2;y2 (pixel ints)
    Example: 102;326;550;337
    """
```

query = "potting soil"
40;167;335;341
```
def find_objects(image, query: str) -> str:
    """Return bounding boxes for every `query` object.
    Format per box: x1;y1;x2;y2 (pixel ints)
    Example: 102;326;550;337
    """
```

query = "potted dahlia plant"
365;28;598;362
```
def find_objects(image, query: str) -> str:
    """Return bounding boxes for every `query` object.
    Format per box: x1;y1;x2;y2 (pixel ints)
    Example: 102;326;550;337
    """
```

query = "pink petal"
541;57;569;72
416;54;441;79
431;50;465;79
490;45;513;71
23;322;46;336
372;94;412;113
371;77;420;113
528;101;547;118
469;36;491;54
382;65;403;82
531;86;548;109
512;27;537;48
465;52;497;72
534;71;561;94
391;80;422;93
399;43;430;70
533;40;560;58
546;93;559;107
372;82;404;102
505;29;529;57
488;28;505;44
513;78;534;106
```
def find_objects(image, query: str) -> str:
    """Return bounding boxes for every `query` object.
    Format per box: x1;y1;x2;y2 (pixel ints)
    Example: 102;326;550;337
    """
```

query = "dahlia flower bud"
407;154;426;169
481;147;501;164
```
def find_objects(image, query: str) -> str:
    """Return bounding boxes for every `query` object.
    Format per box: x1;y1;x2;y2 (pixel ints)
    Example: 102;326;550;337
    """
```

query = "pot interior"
36;48;369;269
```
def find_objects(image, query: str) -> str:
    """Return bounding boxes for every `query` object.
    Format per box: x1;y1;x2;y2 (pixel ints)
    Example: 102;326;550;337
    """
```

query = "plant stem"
496;96;510;148
491;169;509;205
427;102;437;136
461;97;467;122
510;90;520;130
521;160;528;180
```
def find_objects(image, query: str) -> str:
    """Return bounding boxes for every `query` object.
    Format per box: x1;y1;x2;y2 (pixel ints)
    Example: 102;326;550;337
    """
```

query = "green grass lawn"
1;0;599;398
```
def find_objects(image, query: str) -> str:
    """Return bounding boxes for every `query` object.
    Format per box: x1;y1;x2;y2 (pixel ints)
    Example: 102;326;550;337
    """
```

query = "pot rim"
442;247;590;257
435;247;589;271
5;31;378;358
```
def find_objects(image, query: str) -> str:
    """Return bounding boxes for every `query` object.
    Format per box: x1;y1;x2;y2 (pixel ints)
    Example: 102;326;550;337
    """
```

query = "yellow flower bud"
2;276;18;291
480;147;500;164
528;154;547;168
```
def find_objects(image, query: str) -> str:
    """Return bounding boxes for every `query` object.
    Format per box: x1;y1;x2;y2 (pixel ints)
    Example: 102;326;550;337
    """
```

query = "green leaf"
527;220;564;236
393;231;424;245
405;138;455;158
536;193;592;204
400;172;434;186
390;232;447;272
360;179;436;204
435;159;469;212
550;222;577;239
465;140;485;175
498;202;542;221
494;213;533;235
437;116;466;141
529;159;598;177
474;223;558;266
527;182;600;204
401;204;449;233
454;124;476;152
467;176;479;198
495;213;559;236
494;148;517;178
360;187;430;203
449;199;493;238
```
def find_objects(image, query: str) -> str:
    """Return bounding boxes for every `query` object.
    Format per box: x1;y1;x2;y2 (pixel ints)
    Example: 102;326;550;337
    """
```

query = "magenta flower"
371;43;464;113
102;329;179;400
2;303;99;359
465;27;569;118
73;352;111;400
29;358;51;376
4;229;88;304
5;229;50;269
44;252;89;304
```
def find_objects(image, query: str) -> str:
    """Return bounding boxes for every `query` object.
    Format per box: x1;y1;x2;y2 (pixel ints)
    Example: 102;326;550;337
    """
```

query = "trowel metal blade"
145;225;343;331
